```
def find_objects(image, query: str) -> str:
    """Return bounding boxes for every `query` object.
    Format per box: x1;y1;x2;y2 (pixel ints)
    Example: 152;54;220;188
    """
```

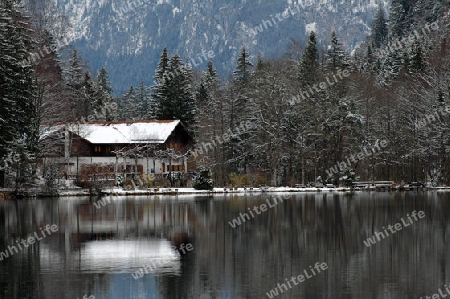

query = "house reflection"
1;193;450;298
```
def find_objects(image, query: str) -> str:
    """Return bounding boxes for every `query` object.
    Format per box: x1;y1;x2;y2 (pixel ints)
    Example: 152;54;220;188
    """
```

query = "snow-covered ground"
52;185;450;197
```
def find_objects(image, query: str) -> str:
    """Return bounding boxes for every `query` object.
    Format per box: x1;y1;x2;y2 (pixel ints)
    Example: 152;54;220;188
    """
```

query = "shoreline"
55;185;450;197
3;186;450;199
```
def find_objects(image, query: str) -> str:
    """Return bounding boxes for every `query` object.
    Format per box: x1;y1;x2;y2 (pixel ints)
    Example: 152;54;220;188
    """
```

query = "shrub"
193;167;214;190
339;168;357;187
228;172;251;187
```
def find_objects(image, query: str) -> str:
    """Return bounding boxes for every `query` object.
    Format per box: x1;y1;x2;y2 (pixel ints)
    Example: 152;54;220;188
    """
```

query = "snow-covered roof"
41;120;183;144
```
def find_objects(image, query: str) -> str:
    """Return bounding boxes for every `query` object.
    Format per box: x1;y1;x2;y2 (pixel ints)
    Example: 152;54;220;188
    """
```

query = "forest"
1;0;450;188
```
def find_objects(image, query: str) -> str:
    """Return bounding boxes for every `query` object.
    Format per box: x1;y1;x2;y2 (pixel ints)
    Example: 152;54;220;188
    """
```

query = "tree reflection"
0;192;449;298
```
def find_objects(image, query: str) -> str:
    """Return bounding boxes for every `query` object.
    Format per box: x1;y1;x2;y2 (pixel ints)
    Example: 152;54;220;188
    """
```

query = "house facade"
39;120;194;181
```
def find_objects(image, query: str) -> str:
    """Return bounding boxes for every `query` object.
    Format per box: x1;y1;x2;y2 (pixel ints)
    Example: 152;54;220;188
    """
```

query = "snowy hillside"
50;0;390;94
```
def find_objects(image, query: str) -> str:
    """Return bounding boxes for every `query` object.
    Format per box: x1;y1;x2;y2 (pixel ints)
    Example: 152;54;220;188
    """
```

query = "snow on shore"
53;185;450;197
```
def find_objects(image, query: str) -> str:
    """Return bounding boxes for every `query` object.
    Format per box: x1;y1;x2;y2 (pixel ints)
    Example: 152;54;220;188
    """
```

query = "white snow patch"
173;7;180;16
305;22;316;34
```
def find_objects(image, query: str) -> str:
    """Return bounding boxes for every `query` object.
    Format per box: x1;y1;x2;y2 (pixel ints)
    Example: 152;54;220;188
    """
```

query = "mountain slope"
52;0;390;94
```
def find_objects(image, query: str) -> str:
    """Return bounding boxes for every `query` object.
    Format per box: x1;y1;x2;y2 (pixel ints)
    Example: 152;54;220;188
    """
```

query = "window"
94;145;101;153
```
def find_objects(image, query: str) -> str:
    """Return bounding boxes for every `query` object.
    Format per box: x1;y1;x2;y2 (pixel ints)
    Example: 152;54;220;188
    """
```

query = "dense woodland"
1;0;450;188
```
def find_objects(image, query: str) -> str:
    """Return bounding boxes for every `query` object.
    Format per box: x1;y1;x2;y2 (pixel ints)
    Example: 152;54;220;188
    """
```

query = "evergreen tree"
81;71;97;118
413;0;446;24
233;47;253;89
97;67;115;120
193;60;227;181
193;166;214;190
66;50;88;120
255;53;270;72
67;50;85;88
382;46;407;81
196;60;219;105
230;48;254;173
155;48;169;84
409;41;426;74
206;60;219;87
371;5;388;49
97;67;113;95
195;60;220;137
298;31;319;87
325;32;351;72
154;52;196;128
0;0;36;187
137;81;154;119
389;0;416;38
120;86;138;120
231;47;253;127
196;79;209;106
152;48;170;120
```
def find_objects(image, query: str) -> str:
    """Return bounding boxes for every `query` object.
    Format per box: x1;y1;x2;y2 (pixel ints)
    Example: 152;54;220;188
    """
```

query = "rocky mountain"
50;0;390;94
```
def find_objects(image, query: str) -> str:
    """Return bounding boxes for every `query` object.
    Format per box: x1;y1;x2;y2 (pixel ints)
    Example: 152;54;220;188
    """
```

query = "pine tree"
371;5;388;49
67;50;85;88
97;67;113;95
153;52;195;128
195;60;220;136
152;48;170;120
298;31;319;87
155;48;169;84
382;48;405;80
325;32;351;72
97;67;115;120
66;50;88;120
255;53;270;72
137;81;154;119
409;41;426;74
196;60;219;105
0;0;36;187
81;71;97;118
229;48;254;173
389;0;416;38
120;86;138;120
196;79;209;106
233;48;253;89
231;47;253;127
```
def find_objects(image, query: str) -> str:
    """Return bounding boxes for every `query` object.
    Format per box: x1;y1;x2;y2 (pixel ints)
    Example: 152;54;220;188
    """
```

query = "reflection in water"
0;192;449;298
40;239;180;274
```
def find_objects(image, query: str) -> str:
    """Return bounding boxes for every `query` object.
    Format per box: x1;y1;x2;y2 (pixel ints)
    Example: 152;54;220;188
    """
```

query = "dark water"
0;191;449;299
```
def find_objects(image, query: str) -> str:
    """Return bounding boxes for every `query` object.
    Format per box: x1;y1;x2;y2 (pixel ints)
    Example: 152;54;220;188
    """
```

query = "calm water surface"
0;191;449;298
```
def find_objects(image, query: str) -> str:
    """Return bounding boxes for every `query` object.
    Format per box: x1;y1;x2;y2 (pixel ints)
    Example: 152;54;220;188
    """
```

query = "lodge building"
39;120;194;179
